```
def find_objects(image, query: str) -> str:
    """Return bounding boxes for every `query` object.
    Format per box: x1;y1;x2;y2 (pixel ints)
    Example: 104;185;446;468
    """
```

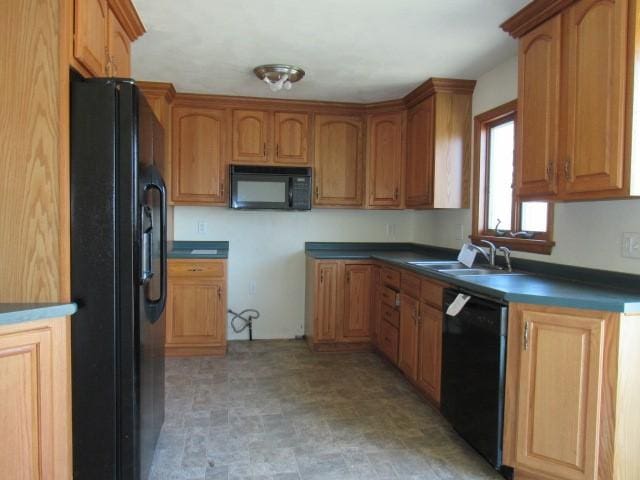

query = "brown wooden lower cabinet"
305;258;373;351
504;303;640;480
398;293;420;380
0;316;72;479
416;301;442;403
165;259;227;356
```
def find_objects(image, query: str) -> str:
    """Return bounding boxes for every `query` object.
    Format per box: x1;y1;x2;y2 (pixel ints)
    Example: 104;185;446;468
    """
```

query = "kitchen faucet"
468;240;498;267
498;246;512;272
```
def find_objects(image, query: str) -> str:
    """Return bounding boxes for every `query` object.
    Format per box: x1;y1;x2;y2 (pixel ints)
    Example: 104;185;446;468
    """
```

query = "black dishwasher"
441;288;511;477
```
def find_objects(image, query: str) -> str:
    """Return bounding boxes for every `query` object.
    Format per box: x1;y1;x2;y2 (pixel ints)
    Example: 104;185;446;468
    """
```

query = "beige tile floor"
150;340;503;480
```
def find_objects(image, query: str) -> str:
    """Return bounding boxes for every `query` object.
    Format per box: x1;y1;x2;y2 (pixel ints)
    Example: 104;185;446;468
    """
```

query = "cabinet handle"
320;270;324;283
188;268;204;272
263;142;267;157
218;286;222;300
220;182;224;196
523;321;530;351
546;160;554;181
346;272;350;283
564;158;572;181
394;187;399;200
276;144;279;157
315;186;319;200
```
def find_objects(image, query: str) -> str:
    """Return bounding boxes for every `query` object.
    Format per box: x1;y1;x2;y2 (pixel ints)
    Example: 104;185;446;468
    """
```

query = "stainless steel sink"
409;260;525;276
409;261;467;269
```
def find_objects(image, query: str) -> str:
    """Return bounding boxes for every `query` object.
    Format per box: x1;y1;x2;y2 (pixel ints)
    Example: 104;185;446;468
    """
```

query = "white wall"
174;207;416;339
413;55;640;274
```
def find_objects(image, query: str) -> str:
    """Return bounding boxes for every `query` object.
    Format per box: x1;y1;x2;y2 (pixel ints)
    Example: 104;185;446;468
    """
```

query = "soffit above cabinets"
131;0;528;103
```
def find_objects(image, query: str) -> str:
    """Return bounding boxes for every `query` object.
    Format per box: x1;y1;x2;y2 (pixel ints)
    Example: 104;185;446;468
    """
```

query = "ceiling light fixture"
253;64;305;92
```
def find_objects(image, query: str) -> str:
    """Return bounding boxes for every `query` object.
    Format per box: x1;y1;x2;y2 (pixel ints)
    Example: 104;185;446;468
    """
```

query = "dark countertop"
305;243;640;314
0;303;78;326
168;241;229;259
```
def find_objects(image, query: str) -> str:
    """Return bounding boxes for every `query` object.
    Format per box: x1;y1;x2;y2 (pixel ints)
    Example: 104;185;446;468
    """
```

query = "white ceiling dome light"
253;64;305;92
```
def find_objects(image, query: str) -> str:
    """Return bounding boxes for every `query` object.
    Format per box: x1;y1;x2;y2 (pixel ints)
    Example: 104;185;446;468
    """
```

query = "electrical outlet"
622;232;640;259
196;221;207;235
249;280;257;295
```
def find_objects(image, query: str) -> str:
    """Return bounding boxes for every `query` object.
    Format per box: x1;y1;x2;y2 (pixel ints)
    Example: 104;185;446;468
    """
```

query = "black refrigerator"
70;77;167;480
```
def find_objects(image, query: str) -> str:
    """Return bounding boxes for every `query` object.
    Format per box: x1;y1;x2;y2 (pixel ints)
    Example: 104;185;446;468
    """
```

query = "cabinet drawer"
380;303;400;329
380;267;400;289
168;259;225;277
421;279;444;309
379;319;399;364
381;286;399;309
401;271;421;298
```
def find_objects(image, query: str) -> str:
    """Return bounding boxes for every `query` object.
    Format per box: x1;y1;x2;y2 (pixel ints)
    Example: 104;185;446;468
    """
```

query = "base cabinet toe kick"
304;257;640;479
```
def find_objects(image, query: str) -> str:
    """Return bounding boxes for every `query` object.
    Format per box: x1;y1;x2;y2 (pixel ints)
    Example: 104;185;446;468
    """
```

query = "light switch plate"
621;232;640;259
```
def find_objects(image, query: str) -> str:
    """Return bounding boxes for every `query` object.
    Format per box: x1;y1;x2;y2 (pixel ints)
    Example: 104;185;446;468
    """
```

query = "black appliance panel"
230;165;311;210
71;77;166;480
441;289;508;472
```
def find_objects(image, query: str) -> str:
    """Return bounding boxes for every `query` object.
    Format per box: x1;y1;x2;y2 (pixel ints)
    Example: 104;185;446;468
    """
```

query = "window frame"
471;100;555;255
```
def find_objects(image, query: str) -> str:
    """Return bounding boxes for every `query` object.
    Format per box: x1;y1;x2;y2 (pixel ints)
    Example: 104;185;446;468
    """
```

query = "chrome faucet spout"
480;240;497;267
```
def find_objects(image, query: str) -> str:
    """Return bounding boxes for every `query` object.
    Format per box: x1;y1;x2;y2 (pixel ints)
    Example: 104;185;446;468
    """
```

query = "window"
472;100;554;254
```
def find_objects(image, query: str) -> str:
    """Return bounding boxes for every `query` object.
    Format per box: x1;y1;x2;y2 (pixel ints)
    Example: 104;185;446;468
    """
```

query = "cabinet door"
398;294;419;380
515;308;604;480
370;266;381;346
314;114;364;206
232;110;270;163
0;319;71;479
562;0;627;195
405;97;434;208
274;112;309;165
166;278;225;345
74;0;108;76
516;15;561;197
107;7;131;77
416;302;442;403
315;262;340;341
342;264;372;340
367;112;404;207
172;107;228;204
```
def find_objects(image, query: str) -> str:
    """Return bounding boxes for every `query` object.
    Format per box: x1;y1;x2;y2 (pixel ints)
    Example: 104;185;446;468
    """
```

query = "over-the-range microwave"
229;165;312;210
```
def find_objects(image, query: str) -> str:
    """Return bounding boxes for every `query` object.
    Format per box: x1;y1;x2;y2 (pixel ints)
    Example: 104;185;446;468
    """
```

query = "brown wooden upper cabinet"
232;110;310;165
107;7;131;77
73;0;143;78
366;112;405;208
74;0;109;76
314;114;365;206
172;105;229;204
273;112;310;165
505;0;639;201
405;85;473;209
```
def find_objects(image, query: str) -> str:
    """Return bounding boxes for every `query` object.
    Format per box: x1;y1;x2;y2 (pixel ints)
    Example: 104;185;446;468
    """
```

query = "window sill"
469;235;555;255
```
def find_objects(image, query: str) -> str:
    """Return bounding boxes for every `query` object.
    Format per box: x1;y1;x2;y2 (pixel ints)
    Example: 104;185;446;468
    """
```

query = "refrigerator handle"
157;171;168;314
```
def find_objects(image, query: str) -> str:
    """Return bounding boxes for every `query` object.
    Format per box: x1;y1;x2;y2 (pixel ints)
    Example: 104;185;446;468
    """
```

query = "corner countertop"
305;242;640;314
168;241;229;259
0;303;78;327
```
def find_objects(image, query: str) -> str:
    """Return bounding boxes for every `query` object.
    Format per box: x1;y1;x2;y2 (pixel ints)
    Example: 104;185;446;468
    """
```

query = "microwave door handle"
288;177;293;208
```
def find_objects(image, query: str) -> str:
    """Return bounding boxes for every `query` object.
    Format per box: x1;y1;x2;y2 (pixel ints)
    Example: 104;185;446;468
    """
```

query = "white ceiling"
131;0;527;103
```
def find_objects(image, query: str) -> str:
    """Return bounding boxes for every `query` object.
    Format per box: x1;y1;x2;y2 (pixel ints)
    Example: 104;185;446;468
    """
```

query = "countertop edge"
305;251;639;314
0;303;78;327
